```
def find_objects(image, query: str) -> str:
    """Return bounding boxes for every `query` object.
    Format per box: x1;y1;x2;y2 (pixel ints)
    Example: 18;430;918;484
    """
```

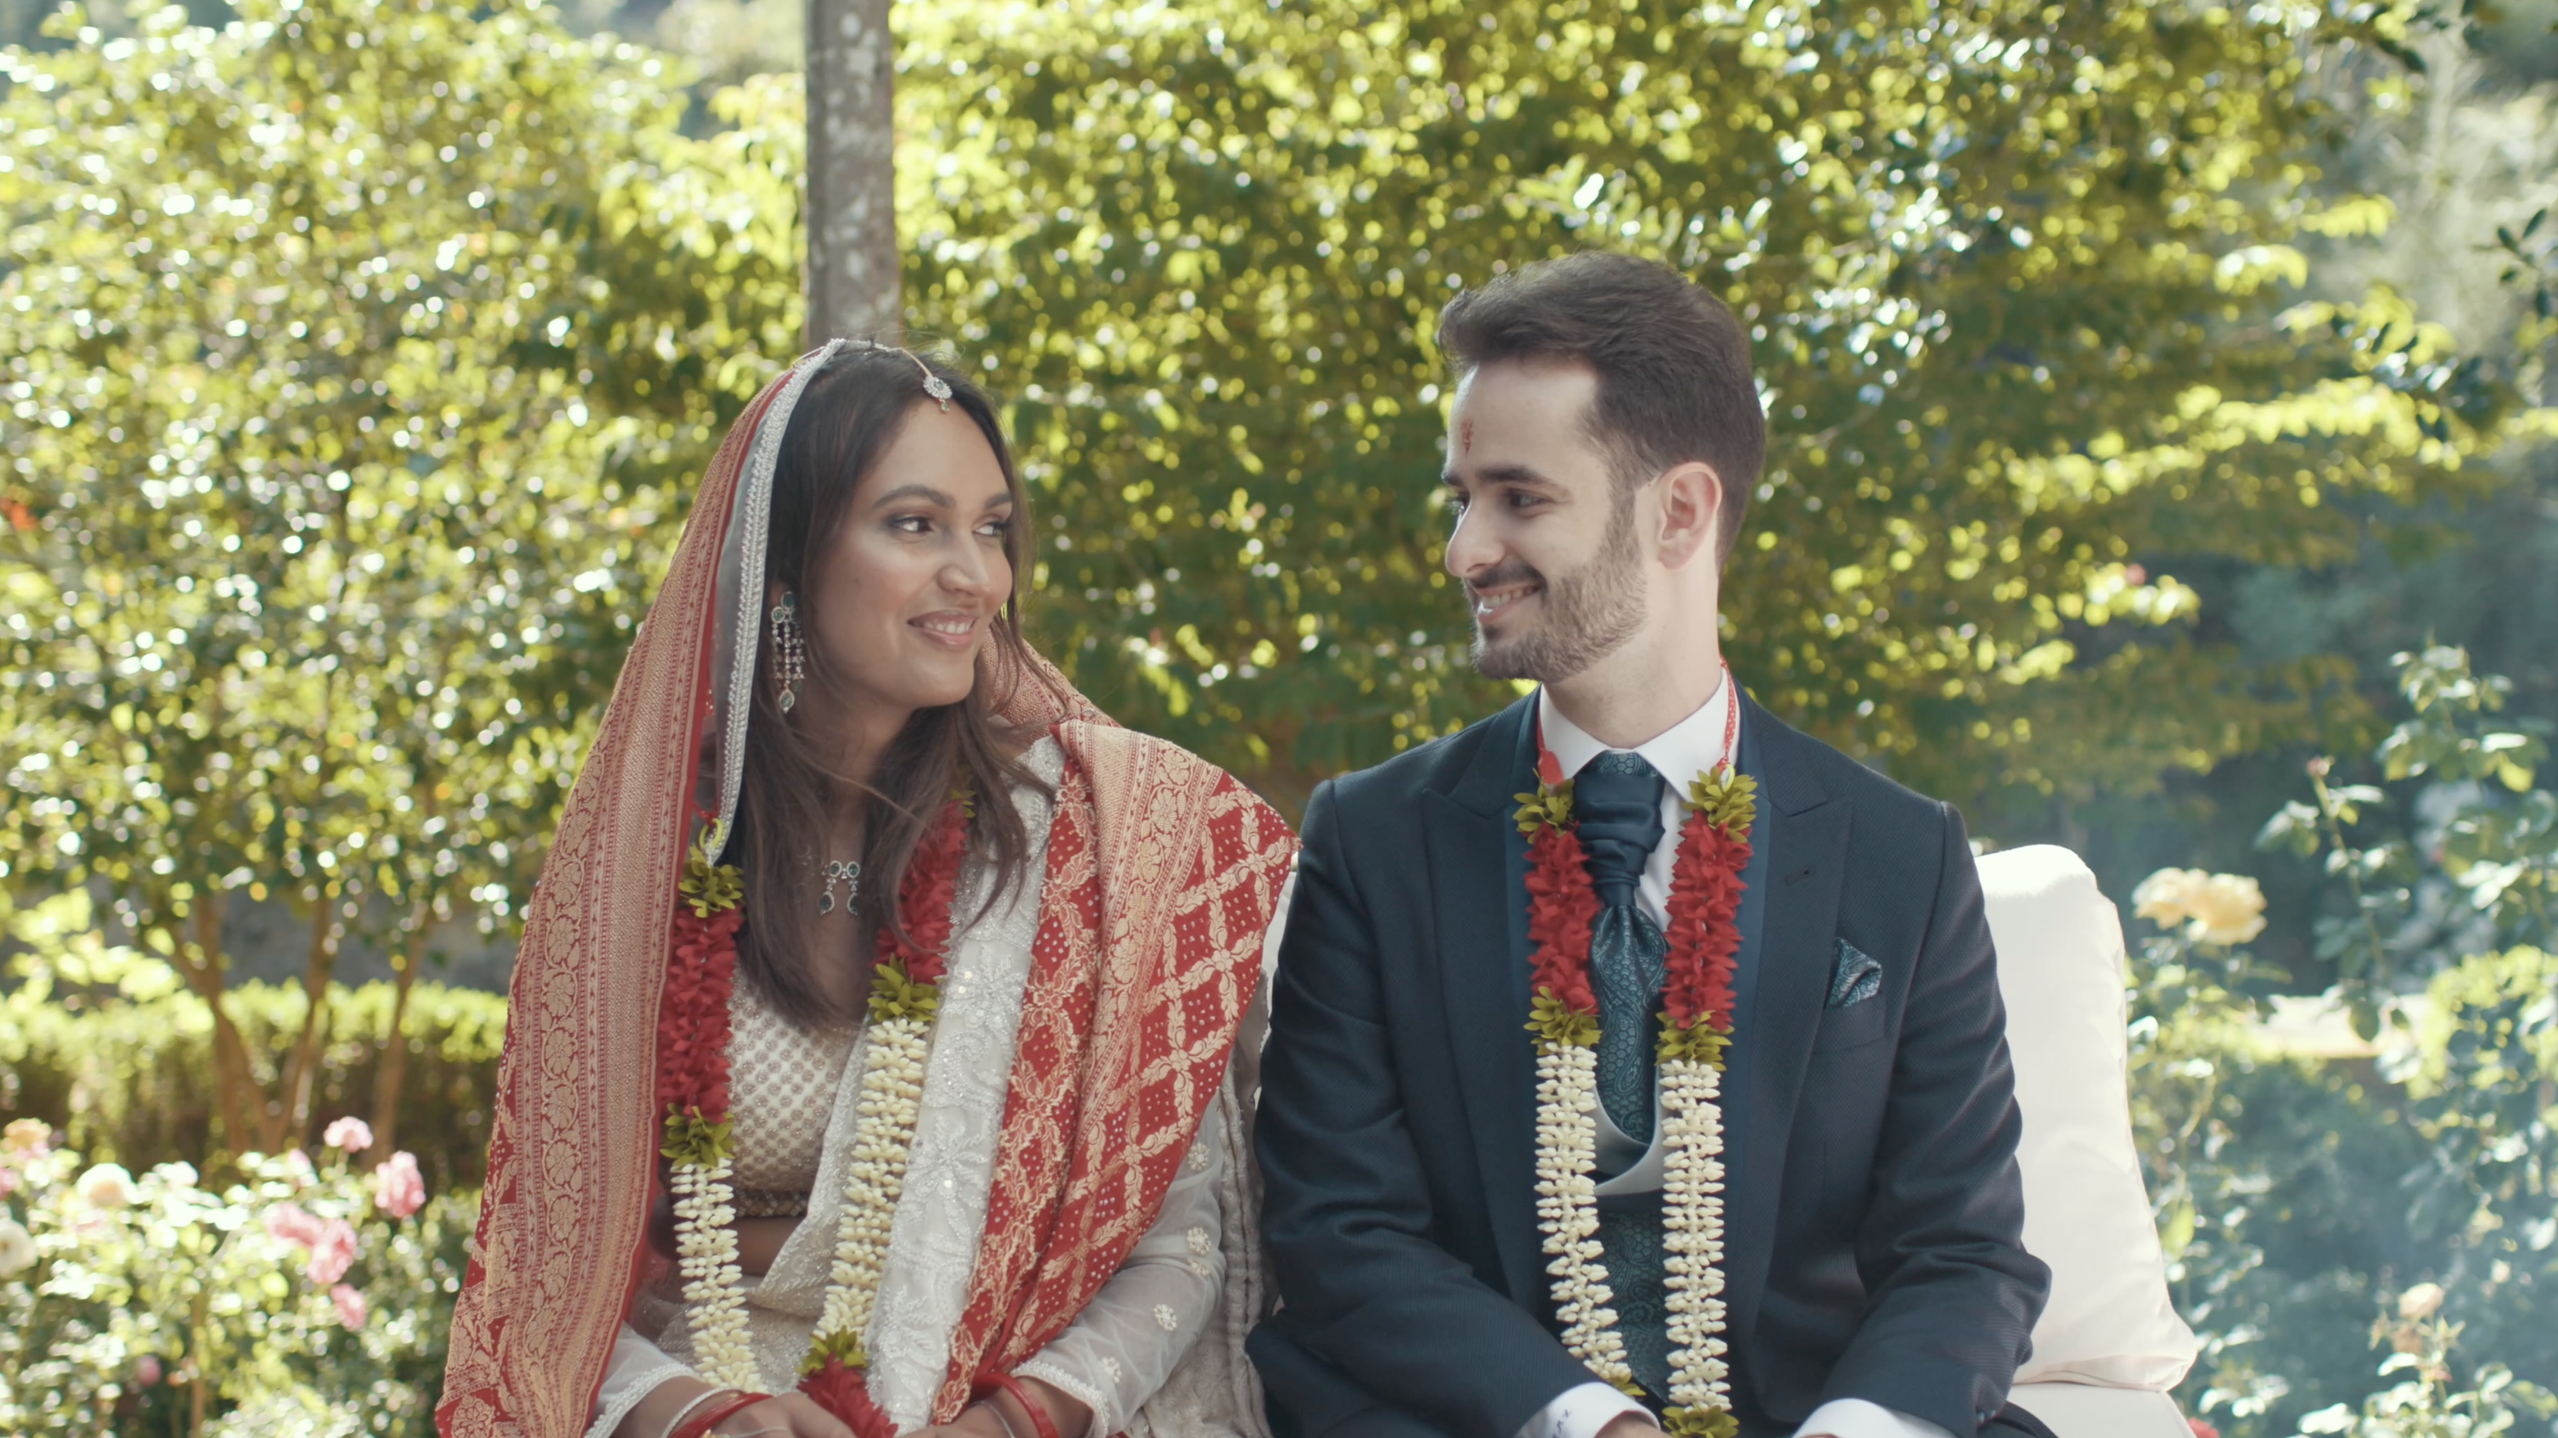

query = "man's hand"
908;1405;1009;1438
711;1393;857;1437
612;1379;854;1438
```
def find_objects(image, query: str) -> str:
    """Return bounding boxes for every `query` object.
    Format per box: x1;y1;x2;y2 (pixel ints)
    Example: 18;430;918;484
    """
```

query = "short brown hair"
1436;252;1764;565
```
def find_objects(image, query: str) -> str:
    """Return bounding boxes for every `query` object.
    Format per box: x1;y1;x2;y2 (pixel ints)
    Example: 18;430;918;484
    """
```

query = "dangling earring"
772;591;806;712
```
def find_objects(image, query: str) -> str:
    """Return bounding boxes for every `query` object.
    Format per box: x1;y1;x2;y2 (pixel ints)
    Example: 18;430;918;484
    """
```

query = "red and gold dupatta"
436;349;1295;1438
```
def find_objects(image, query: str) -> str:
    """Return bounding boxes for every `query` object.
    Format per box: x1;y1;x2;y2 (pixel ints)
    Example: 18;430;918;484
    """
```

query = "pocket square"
1828;939;1882;1009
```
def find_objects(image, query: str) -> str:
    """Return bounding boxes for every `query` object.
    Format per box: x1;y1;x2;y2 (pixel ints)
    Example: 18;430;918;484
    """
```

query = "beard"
1468;494;1647;684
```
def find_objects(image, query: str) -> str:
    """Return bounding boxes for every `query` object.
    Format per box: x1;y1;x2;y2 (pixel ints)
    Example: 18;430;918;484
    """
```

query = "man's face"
1440;358;1647;684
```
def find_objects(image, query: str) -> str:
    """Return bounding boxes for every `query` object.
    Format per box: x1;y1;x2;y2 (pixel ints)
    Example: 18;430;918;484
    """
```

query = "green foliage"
2132;655;2558;1438
0;0;801;1153
2293;1299;2557;1438
883;0;2525;808
0;1130;471;1438
0;975;508;1195
2260;646;2555;1033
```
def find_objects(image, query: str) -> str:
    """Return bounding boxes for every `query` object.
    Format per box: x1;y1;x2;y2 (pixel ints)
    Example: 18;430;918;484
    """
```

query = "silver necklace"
818;858;861;915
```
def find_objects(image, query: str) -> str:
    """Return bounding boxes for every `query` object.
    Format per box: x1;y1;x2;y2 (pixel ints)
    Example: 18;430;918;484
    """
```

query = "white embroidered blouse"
587;739;1247;1438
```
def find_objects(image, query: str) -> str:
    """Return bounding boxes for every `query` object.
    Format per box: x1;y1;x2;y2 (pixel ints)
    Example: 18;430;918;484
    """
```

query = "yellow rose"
2185;873;2267;946
2132;868;2208;929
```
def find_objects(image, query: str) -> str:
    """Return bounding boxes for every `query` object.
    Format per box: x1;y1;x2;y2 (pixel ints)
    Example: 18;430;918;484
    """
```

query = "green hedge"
0;980;507;1192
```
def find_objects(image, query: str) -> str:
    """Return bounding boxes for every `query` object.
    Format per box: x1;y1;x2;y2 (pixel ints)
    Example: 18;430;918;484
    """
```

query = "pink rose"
330;1283;368;1330
0;1166;17;1199
370;1151;426;1220
322;1117;374;1153
136;1355;163;1386
263;1202;328;1249
304;1218;359;1286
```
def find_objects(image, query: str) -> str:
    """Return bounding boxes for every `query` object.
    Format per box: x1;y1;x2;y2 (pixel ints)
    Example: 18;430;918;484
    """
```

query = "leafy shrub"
0;979;505;1195
2133;649;2558;1438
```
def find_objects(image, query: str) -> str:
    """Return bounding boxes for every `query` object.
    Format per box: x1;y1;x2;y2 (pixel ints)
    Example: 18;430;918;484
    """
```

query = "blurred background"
0;0;2552;1433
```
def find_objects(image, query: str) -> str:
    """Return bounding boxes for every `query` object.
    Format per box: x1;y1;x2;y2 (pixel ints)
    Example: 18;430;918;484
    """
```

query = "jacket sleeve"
1819;802;2050;1434
1253;780;1598;1438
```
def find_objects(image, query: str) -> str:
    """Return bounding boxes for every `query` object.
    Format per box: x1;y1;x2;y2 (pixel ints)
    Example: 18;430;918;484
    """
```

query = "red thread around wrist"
670;1390;768;1438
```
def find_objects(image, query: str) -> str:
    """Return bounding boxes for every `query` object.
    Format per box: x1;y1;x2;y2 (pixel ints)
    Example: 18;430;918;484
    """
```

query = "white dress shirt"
1518;680;1955;1438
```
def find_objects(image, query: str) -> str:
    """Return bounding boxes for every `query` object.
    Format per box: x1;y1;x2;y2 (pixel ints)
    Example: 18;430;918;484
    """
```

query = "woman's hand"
908;1379;1092;1438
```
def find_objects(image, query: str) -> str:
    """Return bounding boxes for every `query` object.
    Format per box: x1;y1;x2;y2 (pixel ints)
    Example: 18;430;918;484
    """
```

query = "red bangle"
670;1391;768;1438
973;1371;1064;1438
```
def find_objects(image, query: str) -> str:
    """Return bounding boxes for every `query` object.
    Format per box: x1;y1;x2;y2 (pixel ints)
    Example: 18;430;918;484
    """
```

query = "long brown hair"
735;343;1053;1027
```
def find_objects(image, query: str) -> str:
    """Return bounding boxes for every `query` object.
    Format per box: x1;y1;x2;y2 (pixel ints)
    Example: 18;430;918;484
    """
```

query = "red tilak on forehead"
1458;417;1475;455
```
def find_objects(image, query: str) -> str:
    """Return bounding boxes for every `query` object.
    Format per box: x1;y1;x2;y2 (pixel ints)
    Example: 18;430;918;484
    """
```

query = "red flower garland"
802;1359;899;1438
659;904;744;1121
1660;801;1750;1036
878;795;970;987
1524;825;1603;1016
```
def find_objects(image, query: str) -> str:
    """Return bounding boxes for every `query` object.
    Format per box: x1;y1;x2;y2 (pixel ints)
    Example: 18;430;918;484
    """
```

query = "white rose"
2185;873;2267;946
74;1163;137;1210
0;1217;33;1277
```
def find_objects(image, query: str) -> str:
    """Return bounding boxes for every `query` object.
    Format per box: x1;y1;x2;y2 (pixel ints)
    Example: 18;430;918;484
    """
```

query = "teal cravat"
1572;750;1672;1397
1574;751;1668;1140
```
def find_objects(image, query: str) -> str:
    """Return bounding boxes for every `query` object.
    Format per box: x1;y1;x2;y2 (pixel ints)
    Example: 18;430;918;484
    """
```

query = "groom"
1251;252;2049;1438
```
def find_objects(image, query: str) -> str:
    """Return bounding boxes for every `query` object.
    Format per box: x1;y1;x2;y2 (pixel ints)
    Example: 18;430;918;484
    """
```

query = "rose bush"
0;1118;469;1436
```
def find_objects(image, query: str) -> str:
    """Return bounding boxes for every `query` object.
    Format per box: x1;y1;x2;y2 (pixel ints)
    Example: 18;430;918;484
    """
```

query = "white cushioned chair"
1977;846;2201;1438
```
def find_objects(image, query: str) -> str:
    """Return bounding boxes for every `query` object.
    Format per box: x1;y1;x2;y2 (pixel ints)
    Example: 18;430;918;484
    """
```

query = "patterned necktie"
1574;749;1673;1399
1575;750;1668;1143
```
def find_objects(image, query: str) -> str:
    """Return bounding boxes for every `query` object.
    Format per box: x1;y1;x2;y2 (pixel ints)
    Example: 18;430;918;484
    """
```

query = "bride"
436;341;1296;1438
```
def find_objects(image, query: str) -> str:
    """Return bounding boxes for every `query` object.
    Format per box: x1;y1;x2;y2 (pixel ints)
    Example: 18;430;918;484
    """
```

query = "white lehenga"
588;739;1274;1438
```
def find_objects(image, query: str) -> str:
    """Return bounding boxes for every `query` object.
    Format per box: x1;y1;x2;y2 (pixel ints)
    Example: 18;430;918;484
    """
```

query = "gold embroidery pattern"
933;727;1293;1419
437;375;786;1438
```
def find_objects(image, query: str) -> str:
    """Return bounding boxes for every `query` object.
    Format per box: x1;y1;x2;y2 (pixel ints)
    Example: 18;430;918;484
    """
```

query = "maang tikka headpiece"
854;338;952;412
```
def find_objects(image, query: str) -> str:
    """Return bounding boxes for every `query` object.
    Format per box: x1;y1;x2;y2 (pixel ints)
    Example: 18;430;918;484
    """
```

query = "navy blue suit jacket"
1250;694;2049;1438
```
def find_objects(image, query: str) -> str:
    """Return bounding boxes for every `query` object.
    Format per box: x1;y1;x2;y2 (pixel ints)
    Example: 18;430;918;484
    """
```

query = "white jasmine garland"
669;1152;759;1391
1658;1058;1731;1412
809;1013;933;1359
1531;1041;1636;1390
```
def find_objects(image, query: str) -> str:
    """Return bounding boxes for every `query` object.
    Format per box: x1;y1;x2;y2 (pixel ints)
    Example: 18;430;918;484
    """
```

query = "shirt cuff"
1796;1398;1958;1438
1517;1382;1657;1438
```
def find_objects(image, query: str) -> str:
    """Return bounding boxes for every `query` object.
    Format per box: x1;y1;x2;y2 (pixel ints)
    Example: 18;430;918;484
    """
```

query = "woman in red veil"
436;341;1296;1438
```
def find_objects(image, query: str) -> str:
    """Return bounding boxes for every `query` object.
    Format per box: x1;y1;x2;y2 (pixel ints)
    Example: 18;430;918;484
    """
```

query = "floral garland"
798;791;971;1438
661;825;758;1392
1516;711;1756;1438
655;794;973;1435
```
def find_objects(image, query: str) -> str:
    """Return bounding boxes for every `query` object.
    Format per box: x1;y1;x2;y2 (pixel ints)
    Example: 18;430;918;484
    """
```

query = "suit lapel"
1724;697;1851;1358
1421;697;1542;1304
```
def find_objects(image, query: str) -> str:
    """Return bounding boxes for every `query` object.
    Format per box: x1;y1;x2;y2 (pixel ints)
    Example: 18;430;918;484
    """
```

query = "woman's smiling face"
798;400;1016;718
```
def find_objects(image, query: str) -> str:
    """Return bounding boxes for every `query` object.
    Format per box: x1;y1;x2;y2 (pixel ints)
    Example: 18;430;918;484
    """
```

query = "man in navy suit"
1250;253;2050;1438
